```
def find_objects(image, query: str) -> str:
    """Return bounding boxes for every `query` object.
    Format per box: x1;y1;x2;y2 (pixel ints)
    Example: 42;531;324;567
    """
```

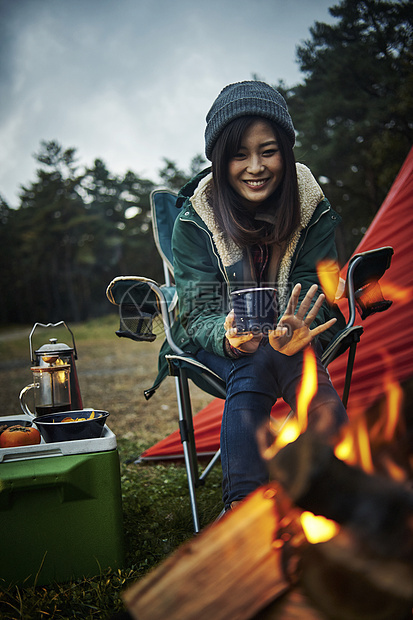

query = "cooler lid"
0;416;117;462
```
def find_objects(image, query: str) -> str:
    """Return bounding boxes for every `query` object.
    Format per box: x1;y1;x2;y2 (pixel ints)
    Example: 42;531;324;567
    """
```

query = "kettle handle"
29;321;78;363
19;383;36;418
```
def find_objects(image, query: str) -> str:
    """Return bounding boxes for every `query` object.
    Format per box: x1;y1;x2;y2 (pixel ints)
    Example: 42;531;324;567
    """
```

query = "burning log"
258;430;413;620
300;529;413;620
123;431;413;620
261;430;413;561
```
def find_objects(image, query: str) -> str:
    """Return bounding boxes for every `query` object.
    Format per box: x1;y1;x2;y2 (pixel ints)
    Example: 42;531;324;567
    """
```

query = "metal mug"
230;287;278;335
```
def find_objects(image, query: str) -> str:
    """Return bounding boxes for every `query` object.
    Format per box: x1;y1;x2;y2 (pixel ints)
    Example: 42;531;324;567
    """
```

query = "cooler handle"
0;459;93;504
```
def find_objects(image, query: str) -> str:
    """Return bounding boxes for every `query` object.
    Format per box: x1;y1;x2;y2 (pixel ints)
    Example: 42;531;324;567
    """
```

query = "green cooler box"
0;415;124;586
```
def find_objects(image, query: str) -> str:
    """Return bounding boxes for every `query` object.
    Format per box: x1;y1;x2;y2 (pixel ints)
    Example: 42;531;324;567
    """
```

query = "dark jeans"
195;343;347;509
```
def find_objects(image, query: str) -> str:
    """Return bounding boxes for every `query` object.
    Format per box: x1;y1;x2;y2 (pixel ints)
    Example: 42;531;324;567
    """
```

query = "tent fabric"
141;148;413;461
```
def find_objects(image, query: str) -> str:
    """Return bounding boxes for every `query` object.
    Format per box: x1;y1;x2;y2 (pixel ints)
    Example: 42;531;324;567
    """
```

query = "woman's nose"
246;155;264;174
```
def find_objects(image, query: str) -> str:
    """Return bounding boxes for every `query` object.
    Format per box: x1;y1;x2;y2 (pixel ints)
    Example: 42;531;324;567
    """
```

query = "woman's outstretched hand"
224;309;263;354
268;283;336;356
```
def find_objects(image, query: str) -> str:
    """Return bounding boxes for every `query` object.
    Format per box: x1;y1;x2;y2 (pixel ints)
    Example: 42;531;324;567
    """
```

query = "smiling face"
227;120;284;211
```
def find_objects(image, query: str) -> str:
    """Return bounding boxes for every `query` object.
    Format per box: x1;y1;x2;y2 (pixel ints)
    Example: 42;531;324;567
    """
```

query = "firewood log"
301;529;413;620
263;431;413;560
123;486;297;620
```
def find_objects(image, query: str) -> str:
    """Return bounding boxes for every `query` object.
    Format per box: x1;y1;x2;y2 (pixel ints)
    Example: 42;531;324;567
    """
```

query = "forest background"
0;0;411;326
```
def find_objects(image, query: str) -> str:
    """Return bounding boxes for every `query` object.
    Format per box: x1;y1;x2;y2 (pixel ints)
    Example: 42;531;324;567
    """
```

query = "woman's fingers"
227;330;255;344
284;283;301;316
224;309;235;332
225;322;254;341
309;317;337;337
303;292;326;326
295;283;319;321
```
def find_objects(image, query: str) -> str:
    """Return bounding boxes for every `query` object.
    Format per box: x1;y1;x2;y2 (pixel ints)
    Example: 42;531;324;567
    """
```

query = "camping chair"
106;188;394;534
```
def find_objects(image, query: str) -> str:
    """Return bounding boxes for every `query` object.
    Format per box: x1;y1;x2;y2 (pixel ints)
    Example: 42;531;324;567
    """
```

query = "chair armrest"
165;354;226;399
345;246;394;293
345;246;394;327
106;276;179;349
321;325;364;368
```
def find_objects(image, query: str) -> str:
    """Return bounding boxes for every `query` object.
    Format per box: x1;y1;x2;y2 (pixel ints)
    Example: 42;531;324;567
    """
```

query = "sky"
0;0;336;208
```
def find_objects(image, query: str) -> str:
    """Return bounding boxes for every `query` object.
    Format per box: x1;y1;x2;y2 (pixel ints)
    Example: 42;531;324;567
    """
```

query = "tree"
0;141;161;324
286;0;412;258
0;195;21;322
80;161;159;285
159;155;207;191
13;141;95;322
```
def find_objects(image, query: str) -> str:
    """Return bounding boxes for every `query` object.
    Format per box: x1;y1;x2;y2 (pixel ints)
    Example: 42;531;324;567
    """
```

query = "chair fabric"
151;189;178;275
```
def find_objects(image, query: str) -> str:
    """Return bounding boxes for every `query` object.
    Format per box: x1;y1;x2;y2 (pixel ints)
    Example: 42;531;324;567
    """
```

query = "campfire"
123;347;413;620
258;347;413;618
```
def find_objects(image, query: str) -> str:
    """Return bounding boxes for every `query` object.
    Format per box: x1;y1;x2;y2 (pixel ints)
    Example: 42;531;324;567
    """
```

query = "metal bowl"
0;418;32;430
33;409;109;443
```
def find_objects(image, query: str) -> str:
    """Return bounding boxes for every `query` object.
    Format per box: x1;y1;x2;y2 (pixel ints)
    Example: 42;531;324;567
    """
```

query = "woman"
170;81;347;510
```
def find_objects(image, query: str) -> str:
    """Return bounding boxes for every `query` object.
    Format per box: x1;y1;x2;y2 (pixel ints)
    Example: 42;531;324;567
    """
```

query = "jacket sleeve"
172;212;229;357
289;202;345;342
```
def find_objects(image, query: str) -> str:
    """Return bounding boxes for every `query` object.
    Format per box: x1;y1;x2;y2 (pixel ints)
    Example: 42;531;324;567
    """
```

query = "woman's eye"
263;149;278;157
233;152;246;160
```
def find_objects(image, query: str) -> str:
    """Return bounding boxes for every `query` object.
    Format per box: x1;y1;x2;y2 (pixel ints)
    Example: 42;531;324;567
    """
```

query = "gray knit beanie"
205;80;295;160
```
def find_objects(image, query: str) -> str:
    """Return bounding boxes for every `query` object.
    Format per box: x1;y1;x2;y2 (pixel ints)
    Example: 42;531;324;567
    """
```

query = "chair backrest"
150;189;179;281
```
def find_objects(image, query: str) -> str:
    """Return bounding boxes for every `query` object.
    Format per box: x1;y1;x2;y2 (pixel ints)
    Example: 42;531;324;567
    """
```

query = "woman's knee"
229;345;282;396
307;384;348;439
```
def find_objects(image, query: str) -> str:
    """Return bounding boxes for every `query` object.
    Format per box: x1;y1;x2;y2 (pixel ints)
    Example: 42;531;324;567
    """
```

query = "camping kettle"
25;321;83;411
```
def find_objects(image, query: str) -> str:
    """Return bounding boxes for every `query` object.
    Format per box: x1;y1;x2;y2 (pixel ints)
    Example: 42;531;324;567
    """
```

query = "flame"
334;431;357;466
380;282;413;304
274;418;301;451
316;260;340;304
262;336;408;552
334;350;405;481
383;376;403;441
334;416;374;474
380;455;407;482
300;511;340;544
317;263;413;307
380;352;403;440
369;353;404;449
296;346;317;431
334;417;371;473
367;374;402;446
264;347;318;457
356;416;374;474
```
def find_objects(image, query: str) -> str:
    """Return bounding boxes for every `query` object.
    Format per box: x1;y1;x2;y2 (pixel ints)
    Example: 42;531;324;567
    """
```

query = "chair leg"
175;371;201;533
342;342;358;409
199;448;221;483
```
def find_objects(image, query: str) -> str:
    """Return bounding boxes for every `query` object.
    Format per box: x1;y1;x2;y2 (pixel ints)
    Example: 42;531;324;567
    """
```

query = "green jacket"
148;164;345;396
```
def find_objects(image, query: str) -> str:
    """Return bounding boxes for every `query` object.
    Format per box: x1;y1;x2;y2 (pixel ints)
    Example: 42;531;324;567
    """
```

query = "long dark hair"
210;116;300;248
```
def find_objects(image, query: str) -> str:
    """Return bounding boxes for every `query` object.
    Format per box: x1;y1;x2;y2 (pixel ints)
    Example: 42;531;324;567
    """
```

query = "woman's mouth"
243;179;268;188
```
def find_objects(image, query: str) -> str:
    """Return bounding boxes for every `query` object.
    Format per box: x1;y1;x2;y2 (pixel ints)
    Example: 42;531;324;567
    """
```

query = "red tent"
141;148;413;461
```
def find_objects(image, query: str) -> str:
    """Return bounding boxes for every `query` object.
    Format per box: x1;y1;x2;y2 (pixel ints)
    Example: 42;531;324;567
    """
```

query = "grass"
0;316;221;619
